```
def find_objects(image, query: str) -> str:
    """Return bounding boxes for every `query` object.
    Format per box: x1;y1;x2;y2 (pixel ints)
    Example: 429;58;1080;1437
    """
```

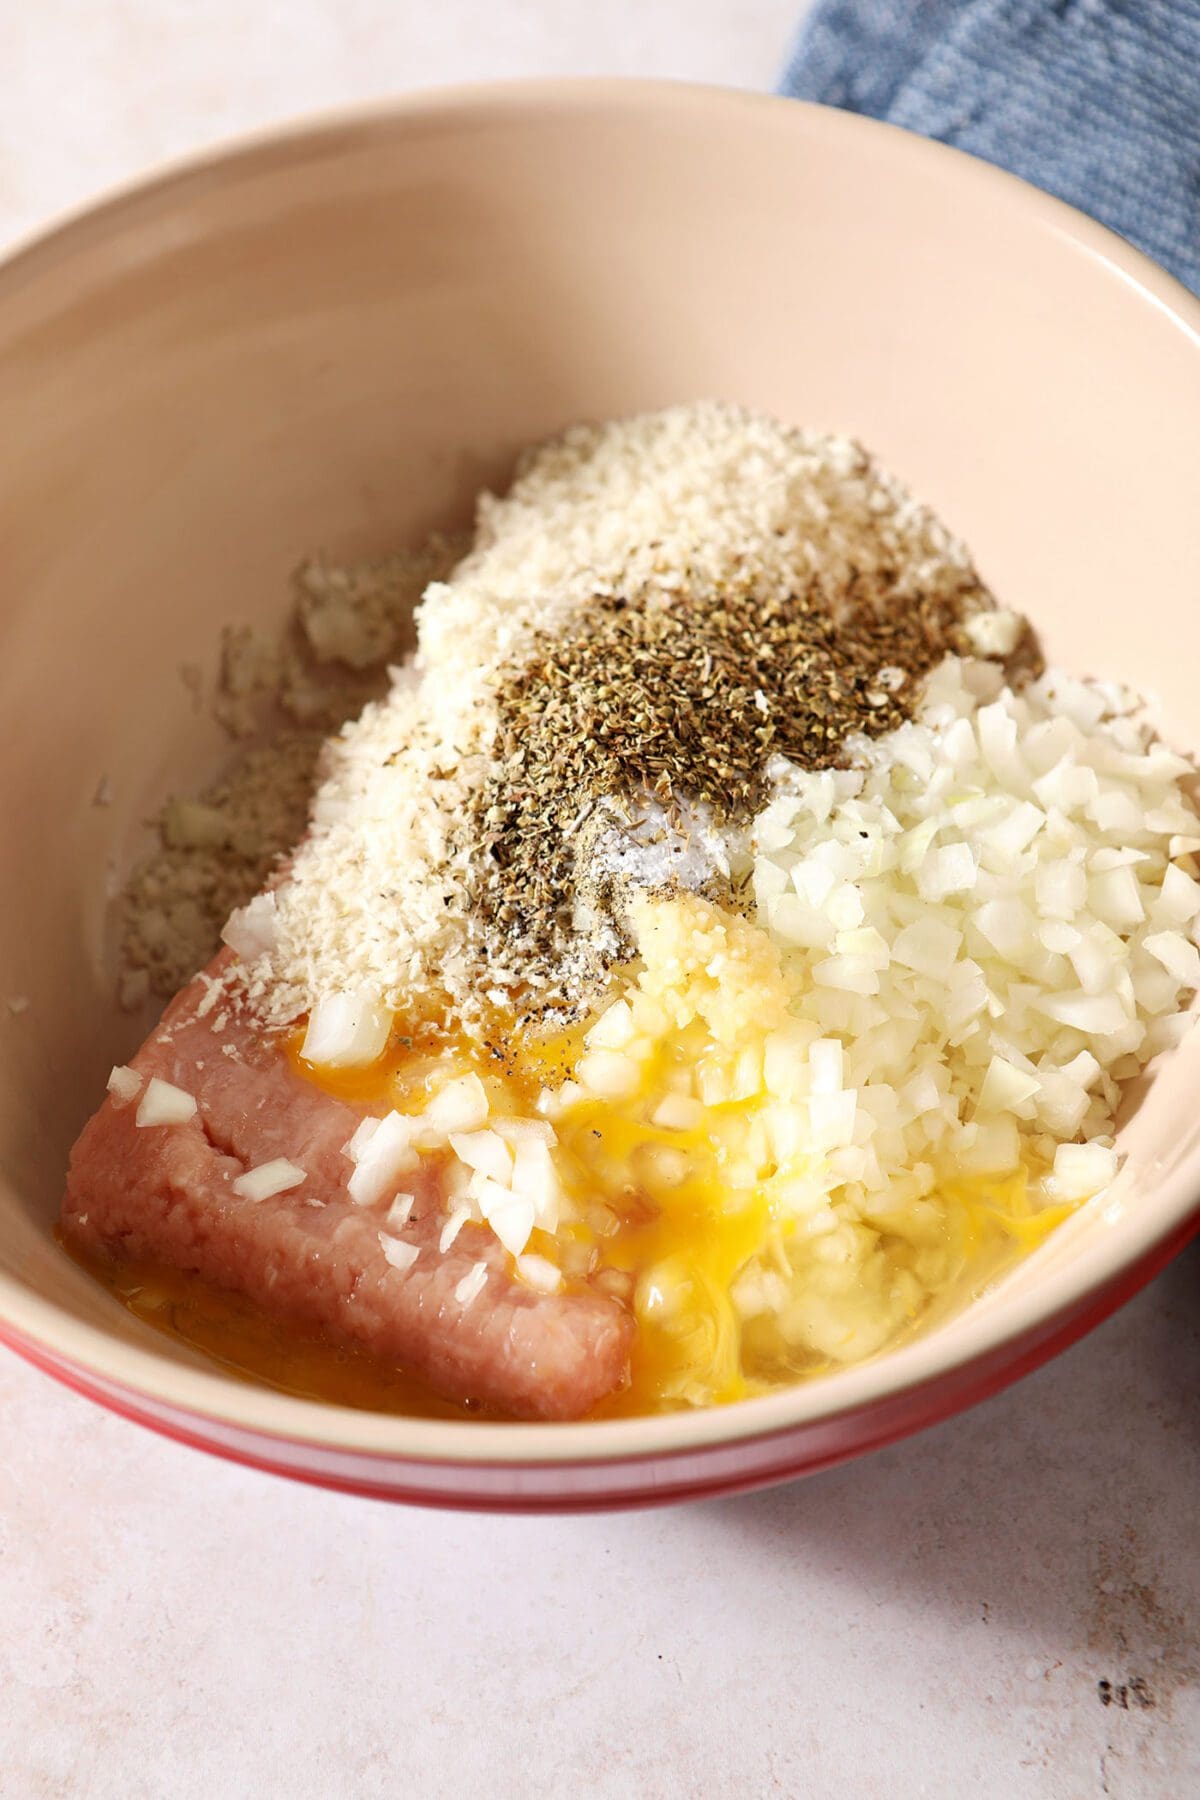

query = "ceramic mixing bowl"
2;82;1199;1509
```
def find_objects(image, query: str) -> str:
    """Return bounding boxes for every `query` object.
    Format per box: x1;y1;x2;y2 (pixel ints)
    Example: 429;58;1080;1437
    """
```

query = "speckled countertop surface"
1;6;1197;1796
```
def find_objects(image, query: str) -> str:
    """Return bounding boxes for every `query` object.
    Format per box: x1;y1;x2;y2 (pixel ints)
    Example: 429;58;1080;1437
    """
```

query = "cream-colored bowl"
2;82;1199;1510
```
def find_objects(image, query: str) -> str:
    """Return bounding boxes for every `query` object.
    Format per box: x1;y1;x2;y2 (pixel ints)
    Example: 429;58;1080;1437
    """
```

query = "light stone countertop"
1;6;1197;1797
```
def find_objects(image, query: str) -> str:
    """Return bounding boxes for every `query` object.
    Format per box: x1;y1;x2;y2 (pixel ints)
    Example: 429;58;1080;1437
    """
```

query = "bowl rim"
3;76;1200;1469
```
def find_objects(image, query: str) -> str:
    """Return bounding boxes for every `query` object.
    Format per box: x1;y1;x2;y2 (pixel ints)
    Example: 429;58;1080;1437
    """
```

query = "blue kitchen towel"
779;0;1200;295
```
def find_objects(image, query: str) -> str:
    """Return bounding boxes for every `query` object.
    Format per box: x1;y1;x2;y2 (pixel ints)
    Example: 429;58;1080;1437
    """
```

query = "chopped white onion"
449;1129;513;1187
221;891;278;962
425;1073;489;1133
378;1234;419;1273
892;917;963;980
439;1205;472;1253
345;1115;382;1162
509;1137;563;1232
106;1065;142;1106
576;1049;640;1100
454;1261;489;1310
347;1111;417;1207
807;1089;857;1150
135;1078;197;1128
516;1253;562;1294
725;652;1200;1350
302;989;392;1069
470;1175;535;1257
1048;1142;1118;1200
1143;931;1200;989
976;1057;1041;1114
584;999;635;1050
808;1038;844;1095
385;1193;414;1230
651;1093;705;1132
232;1159;306;1201
492;1115;557;1147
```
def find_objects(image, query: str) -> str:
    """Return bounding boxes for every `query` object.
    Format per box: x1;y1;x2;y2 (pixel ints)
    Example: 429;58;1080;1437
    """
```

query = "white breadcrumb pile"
120;539;461;1000
237;401;1000;1027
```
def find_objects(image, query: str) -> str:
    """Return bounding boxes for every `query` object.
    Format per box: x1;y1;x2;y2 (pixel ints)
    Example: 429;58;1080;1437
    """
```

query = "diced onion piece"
385;1193;414;1230
768;893;834;950
347;1111;417;1207
135;1078;197;1128
1035;860;1087;919
1089;866;1145;928
454;1261;489;1310
232;1159;306;1201
344;1115;382;1162
584;999;636;1051
449;1129;513;1186
730;1044;763;1100
892;917;963;980
792;858;837;906
1036;992;1130;1035
576;1049;640;1100
920;843;977;900
982;800;1044;859
509;1138;563;1231
1155;863;1200;925
425;1073;489;1133
516;1253;562;1294
1142;931;1200;989
634;1260;688;1322
975;899;1035;961
957;1118;1021;1173
650;1093;705;1132
1038;920;1080;954
492;1115;556;1147
471;1175;536;1257
642;1144;689;1186
807;1089;857;1150
762;1022;816;1098
378;1234;419;1273
221;891;278;962
1049;1142;1118;1200
106;1065;142;1106
826;883;865;931
1034;1072;1091;1136
697;1060;730;1107
1060;1049;1102;1089
808;1038;844;1096
811;954;879;995
302;989;392;1069
439;1205;472;1253
976;1057;1041;1114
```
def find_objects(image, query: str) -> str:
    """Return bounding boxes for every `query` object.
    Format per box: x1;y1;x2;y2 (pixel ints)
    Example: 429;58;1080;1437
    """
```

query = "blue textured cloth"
779;0;1200;295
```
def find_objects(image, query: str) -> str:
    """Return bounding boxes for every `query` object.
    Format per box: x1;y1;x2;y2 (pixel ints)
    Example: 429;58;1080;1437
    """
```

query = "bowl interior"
2;83;1200;1464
